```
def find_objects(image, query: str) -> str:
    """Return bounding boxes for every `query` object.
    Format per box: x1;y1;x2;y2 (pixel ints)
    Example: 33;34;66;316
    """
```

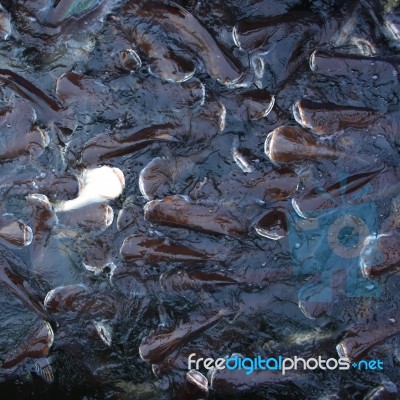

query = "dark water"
0;0;400;399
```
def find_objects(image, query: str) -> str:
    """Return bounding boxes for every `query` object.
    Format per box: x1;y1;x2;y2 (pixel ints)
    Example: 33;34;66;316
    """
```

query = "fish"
78;124;181;166
232;138;255;173
27;194;58;267
221;88;275;121
44;284;117;318
32;358;54;384
93;320;113;346
120;233;221;264
130;2;244;85
41;0;107;28
0;257;51;321
360;231;400;278
138;157;196;201
0;69;66;124
0;99;36;136
362;0;400;50
4;171;80;202
337;308;400;361
293;99;383;135
183;100;226;147
233;11;317;50
2;320;54;369
254;207;288;240
0;214;32;249
159;270;241;293
55;166;124;211
291;167;384;219
0;125;49;163
129;24;196;83
191;167;299;205
0;99;49;162
57;203;114;231
44;283;89;312
186;370;208;394
139;309;233;364
363;382;399;400
116;201;147;232
310;50;398;88
55;71;112;116
265;126;342;164
144;195;248;238
160;258;292;294
118;49;141;72
0;4;11;40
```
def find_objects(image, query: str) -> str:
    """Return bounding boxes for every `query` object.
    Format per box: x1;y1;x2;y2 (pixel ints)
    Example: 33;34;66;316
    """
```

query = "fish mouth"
219;103;226;131
104;205;114;228
23;225;33;247
298;300;317;320
261;95;275;119
336;342;351;362
254;225;284;240
292;100;304;126
264;131;277;164
309;50;318;72
232;25;242;49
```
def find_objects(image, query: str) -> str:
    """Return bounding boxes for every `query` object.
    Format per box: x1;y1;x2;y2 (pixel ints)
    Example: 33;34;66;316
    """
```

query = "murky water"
0;0;400;399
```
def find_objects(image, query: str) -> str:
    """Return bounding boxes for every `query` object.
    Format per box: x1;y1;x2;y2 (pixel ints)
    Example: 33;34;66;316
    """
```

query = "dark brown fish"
159;270;240;293
254;207;288;240
0;125;49;163
4;172;80;202
233;11;317;50
293;99;383;135
0;4;11;40
133;2;244;84
55;71;115;121
198;167;299;204
118;49;142;72
363;382;399;400
0;99;35;135
221;88;275;121
27;194;57;267
265;126;342;164
139;309;232;364
292;168;383;219
138;157;196;200
337;308;400;361
186;369;208;394
41;0;107;28
116;202;147;231
159;257;292;294
2;320;53;369
0;257;50;321
57;203;113;231
130;24;196;83
44;284;89;312
0;69;66;124
0;99;49;162
44;284;117;318
79;123;181;166
0;214;32;249
144;195;248;238
310;50;399;87
360;230;400;278
120;233;220;264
